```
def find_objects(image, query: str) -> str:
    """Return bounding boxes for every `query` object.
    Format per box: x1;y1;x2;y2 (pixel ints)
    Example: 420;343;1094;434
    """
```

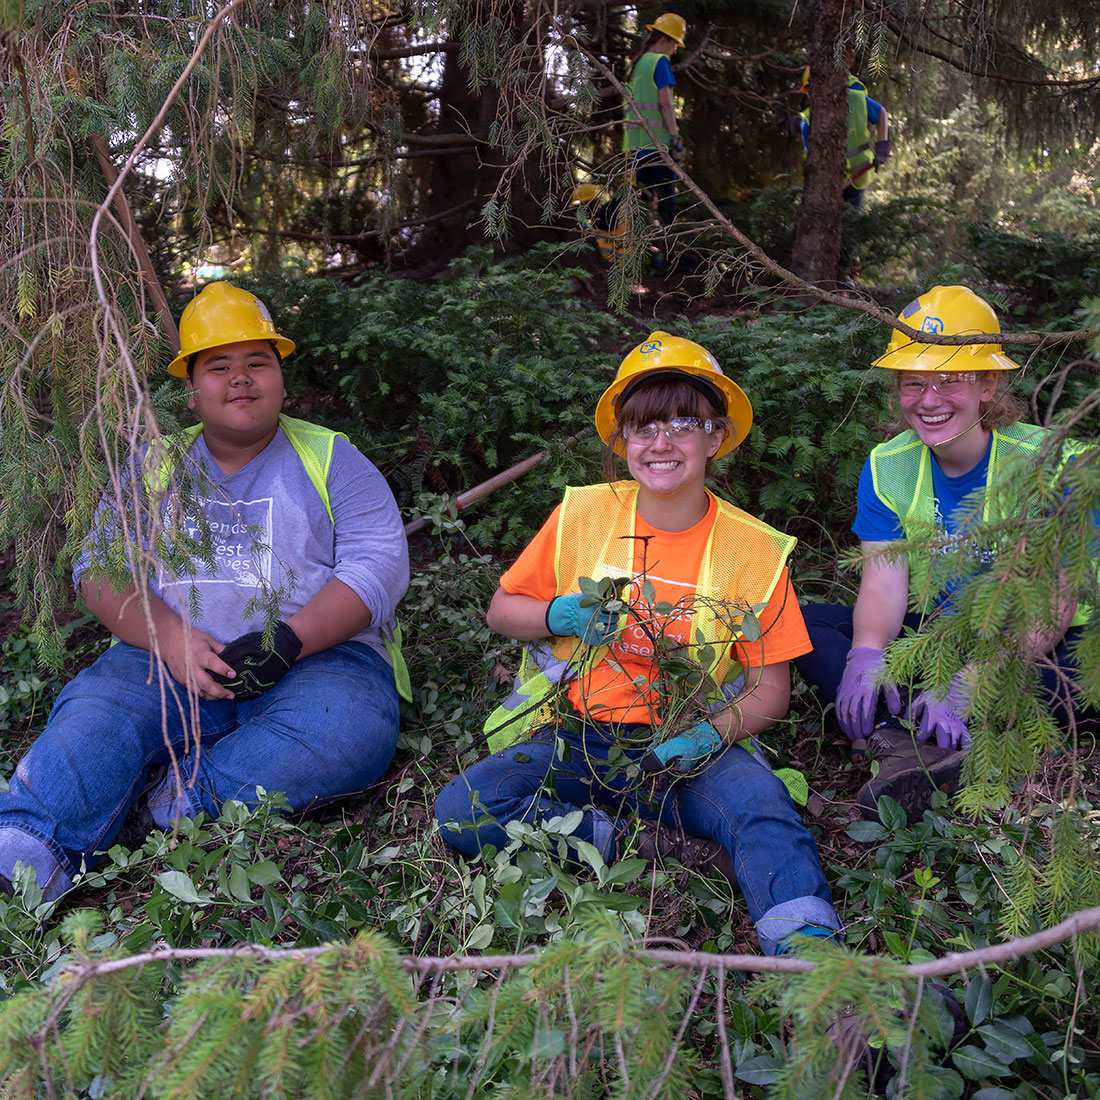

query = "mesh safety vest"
145;414;411;699
622;53;671;152
485;482;796;751
868;423;1091;621
800;78;875;189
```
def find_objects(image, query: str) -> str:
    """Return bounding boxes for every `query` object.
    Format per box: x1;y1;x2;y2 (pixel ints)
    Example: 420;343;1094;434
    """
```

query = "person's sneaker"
857;726;966;824
634;820;737;885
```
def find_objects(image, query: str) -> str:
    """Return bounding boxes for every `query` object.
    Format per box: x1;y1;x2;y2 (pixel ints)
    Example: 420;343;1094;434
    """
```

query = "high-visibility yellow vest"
145;414;411;699
622;53;671;152
485;482;796;750
800;77;875;189
868;423;1092;622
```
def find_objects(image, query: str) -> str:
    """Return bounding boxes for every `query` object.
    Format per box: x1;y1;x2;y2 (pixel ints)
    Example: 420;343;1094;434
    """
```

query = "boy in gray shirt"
0;283;409;901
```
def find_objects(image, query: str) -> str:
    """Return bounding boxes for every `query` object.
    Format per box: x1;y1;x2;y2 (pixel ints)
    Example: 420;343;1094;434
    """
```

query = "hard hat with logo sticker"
595;331;752;457
871;285;1020;373
645;12;687;47
167;282;295;377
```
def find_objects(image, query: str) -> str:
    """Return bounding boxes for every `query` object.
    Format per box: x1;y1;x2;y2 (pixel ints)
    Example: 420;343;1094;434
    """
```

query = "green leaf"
734;1054;781;1085
846;820;887;843
227;864;253;904
466;924;494;950
603;857;647;886
972;1090;1018;1100
976;1022;1034;1062
246;861;283;886
965;975;992;1026
157;870;211;905
877;795;909;834
951;1044;1010;1080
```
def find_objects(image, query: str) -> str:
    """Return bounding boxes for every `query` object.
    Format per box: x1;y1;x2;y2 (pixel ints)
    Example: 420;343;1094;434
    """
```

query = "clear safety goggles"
898;372;978;399
624;416;714;443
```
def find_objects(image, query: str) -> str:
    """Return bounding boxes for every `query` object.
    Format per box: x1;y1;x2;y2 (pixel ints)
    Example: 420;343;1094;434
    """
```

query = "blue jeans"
632;149;678;225
0;641;399;900
794;602;1098;728
435;723;840;955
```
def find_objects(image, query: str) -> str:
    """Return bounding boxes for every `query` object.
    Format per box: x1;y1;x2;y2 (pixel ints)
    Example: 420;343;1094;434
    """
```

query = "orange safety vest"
485;482;796;750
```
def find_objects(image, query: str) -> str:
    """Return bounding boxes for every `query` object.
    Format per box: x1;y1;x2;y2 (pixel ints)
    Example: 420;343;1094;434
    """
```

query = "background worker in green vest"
799;67;891;209
793;285;1098;823
622;12;687;225
0;282;409;901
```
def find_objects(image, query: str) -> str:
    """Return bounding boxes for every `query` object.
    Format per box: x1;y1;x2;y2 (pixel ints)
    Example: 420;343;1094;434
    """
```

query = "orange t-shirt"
500;494;811;725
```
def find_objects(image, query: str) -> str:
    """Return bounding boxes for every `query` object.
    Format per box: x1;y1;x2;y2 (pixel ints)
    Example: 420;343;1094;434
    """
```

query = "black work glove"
212;620;303;700
670;135;685;163
874;139;892;167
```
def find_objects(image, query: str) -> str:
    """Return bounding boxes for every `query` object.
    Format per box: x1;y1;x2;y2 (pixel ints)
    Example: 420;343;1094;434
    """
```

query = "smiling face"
616;379;726;508
188;339;285;455
896;370;997;458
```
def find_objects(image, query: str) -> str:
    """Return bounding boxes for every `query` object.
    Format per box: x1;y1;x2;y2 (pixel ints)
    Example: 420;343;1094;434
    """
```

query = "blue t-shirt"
853;433;992;543
653;55;675;90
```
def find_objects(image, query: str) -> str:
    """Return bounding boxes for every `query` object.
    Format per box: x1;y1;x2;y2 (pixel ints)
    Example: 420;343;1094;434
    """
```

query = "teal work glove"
212;620;303;701
641;720;722;773
546;592;620;647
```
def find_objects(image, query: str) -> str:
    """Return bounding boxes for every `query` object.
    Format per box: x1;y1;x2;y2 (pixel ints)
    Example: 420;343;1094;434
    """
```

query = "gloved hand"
641;719;721;773
212;620;303;701
874;139;892;167
835;647;903;741
670;135;685;163
909;676;971;750
546;592;620;647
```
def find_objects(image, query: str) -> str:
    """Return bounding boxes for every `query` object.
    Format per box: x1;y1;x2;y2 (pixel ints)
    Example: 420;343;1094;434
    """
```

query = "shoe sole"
859;752;965;824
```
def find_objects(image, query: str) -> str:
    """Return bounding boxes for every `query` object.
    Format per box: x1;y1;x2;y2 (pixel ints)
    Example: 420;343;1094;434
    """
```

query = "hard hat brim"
594;367;752;458
167;334;296;378
871;344;1020;373
644;20;685;46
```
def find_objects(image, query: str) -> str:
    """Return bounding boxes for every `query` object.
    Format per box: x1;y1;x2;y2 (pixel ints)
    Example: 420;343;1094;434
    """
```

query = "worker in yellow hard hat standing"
0;282;410;902
799;66;890;210
622;12;687;225
435;331;842;957
793;285;1099;822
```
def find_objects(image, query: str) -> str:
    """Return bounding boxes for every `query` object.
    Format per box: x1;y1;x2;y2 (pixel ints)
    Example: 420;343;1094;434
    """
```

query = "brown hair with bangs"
602;377;731;482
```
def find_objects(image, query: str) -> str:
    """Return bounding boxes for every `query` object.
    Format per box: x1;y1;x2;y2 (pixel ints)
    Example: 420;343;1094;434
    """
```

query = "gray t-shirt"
76;426;409;661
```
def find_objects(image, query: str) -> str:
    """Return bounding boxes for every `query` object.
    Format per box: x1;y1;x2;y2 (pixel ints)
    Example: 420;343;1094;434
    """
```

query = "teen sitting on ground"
794;285;1098;822
435;331;841;956
0;282;409;901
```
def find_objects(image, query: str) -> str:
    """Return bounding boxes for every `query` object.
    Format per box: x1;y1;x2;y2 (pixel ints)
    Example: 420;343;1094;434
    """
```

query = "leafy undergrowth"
1;550;1098;1097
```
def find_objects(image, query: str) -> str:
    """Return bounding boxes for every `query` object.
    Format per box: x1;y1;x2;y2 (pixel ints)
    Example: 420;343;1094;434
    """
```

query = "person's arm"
486;587;553;640
711;661;790;743
80;577;236;698
285;577;373;659
876;106;889;141
657;84;679;138
851;541;909;650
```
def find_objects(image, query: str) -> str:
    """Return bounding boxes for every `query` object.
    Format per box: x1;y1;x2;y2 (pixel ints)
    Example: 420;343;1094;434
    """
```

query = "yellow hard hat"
595;331;752;458
568;183;606;207
800;65;810;94
167;282;295;378
645;12;687;47
871;285;1020;373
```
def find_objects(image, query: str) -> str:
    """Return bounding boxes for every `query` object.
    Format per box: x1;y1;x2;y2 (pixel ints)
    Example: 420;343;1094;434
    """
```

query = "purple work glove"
670;136;685;163
835;647;903;741
909;676;971;750
874;139;892;167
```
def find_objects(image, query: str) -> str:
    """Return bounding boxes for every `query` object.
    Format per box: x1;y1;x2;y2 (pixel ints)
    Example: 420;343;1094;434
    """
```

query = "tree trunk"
790;0;849;285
